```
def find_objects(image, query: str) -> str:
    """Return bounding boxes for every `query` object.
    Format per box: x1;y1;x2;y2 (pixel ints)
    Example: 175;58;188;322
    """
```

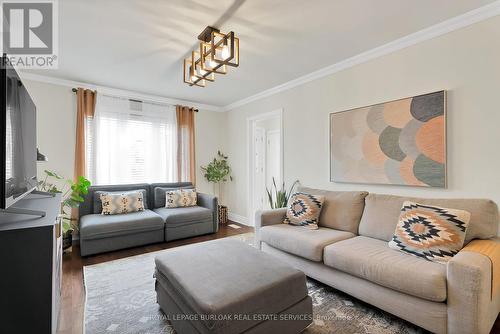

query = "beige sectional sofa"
255;186;500;334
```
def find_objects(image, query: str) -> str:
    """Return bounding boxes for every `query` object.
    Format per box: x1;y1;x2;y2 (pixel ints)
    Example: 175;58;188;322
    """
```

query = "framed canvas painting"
330;90;446;188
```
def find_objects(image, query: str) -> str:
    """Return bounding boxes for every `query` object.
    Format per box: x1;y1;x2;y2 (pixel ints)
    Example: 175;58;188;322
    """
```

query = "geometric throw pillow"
388;201;471;263
283;192;325;230
100;191;145;215
165;189;197;208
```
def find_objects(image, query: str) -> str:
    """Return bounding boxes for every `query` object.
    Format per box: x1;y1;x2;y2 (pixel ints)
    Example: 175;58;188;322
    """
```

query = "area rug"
84;233;429;334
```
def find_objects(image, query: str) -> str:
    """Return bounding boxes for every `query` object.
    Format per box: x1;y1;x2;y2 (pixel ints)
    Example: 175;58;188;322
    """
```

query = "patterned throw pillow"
166;189;197;208
284;192;325;230
388;201;471;263
100;191;145;215
94;189;148;214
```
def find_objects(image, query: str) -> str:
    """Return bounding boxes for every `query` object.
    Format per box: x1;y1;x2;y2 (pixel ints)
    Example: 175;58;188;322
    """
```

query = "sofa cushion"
389;201;471;263
99;191;145;215
154;206;212;226
297;186;368;233
78;183;150;217
260;224;355;262
166;189;197;208
284;192;324;229
153;185;194;208
79;209;164;240
93;188;148;214
324;236;447;302
358;193;499;244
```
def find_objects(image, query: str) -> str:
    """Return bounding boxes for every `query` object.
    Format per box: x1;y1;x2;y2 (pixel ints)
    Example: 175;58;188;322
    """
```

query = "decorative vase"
218;205;228;225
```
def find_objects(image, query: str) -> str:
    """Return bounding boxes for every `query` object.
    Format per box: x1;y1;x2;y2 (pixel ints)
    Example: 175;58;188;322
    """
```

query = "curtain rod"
71;88;199;112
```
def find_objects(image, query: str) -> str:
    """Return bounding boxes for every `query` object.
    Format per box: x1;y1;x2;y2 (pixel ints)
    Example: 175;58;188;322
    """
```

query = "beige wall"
22;79;226;195
224;16;500;232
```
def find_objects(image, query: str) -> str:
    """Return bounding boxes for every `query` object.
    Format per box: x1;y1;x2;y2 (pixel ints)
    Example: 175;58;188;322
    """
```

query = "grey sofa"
255;186;500;334
79;182;218;256
150;183;218;242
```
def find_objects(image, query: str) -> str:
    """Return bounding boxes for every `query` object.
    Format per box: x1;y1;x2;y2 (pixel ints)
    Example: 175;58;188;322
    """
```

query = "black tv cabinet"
0;192;62;334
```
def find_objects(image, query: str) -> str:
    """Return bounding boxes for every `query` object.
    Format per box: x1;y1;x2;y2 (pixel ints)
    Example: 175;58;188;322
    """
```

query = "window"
86;94;177;185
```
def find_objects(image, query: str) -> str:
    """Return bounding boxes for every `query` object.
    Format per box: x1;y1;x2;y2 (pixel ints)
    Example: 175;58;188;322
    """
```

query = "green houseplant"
266;178;299;209
38;170;91;250
201;151;232;224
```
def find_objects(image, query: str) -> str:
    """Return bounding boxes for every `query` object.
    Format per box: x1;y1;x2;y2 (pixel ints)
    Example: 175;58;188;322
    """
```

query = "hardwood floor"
57;222;253;334
58;222;500;334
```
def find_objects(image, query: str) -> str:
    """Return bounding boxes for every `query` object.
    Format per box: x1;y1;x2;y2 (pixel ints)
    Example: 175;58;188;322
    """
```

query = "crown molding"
223;1;500;111
18;72;224;112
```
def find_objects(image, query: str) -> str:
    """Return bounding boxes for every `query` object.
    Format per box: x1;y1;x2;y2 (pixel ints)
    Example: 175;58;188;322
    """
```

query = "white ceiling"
25;0;496;107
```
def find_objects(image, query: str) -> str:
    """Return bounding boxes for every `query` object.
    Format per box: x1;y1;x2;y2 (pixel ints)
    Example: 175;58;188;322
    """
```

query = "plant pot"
62;229;73;252
218;205;228;225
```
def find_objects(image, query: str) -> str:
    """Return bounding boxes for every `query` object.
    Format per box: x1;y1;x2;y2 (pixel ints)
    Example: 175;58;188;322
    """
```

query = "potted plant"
266;178;299;209
201;151;232;224
38;170;91;251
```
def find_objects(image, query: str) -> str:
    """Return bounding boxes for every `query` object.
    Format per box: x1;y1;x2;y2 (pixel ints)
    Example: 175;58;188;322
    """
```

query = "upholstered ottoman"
154;239;312;334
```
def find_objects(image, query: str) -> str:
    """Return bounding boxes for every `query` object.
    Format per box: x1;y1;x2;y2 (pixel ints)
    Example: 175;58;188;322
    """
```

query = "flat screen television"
0;56;37;209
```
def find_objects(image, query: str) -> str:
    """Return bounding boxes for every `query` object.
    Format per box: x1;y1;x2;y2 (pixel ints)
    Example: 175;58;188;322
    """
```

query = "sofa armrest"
255;208;287;248
447;240;500;334
197;193;219;233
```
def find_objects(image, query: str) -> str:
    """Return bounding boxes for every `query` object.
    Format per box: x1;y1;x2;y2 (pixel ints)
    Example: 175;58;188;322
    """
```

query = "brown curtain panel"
176;105;196;184
74;88;96;181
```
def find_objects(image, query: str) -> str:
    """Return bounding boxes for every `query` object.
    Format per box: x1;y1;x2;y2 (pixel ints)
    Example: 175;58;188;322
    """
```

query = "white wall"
224;16;500;232
22;79;226;193
22;15;500;233
24;80;77;183
255;117;280;132
195;110;227;195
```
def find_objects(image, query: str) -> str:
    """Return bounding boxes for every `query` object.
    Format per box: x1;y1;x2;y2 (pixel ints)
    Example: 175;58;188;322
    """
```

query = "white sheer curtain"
86;94;177;185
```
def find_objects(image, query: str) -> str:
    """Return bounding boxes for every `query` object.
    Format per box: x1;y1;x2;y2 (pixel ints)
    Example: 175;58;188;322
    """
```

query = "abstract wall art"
330;91;446;187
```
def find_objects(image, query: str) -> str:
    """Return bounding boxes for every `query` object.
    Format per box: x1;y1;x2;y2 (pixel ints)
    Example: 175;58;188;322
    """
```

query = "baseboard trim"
228;212;252;226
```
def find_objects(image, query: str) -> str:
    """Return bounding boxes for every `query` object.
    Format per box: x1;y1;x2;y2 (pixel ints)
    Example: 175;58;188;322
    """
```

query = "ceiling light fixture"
183;26;239;87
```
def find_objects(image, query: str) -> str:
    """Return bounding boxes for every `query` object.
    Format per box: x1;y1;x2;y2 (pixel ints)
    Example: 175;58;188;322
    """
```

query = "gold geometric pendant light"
183;26;239;87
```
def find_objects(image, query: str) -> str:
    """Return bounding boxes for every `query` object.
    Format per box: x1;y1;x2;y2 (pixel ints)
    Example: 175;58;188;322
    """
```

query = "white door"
253;126;266;212
247;109;283;226
266;129;281;195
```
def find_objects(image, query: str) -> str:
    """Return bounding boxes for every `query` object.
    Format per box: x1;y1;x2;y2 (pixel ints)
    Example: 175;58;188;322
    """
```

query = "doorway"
247;109;283;225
